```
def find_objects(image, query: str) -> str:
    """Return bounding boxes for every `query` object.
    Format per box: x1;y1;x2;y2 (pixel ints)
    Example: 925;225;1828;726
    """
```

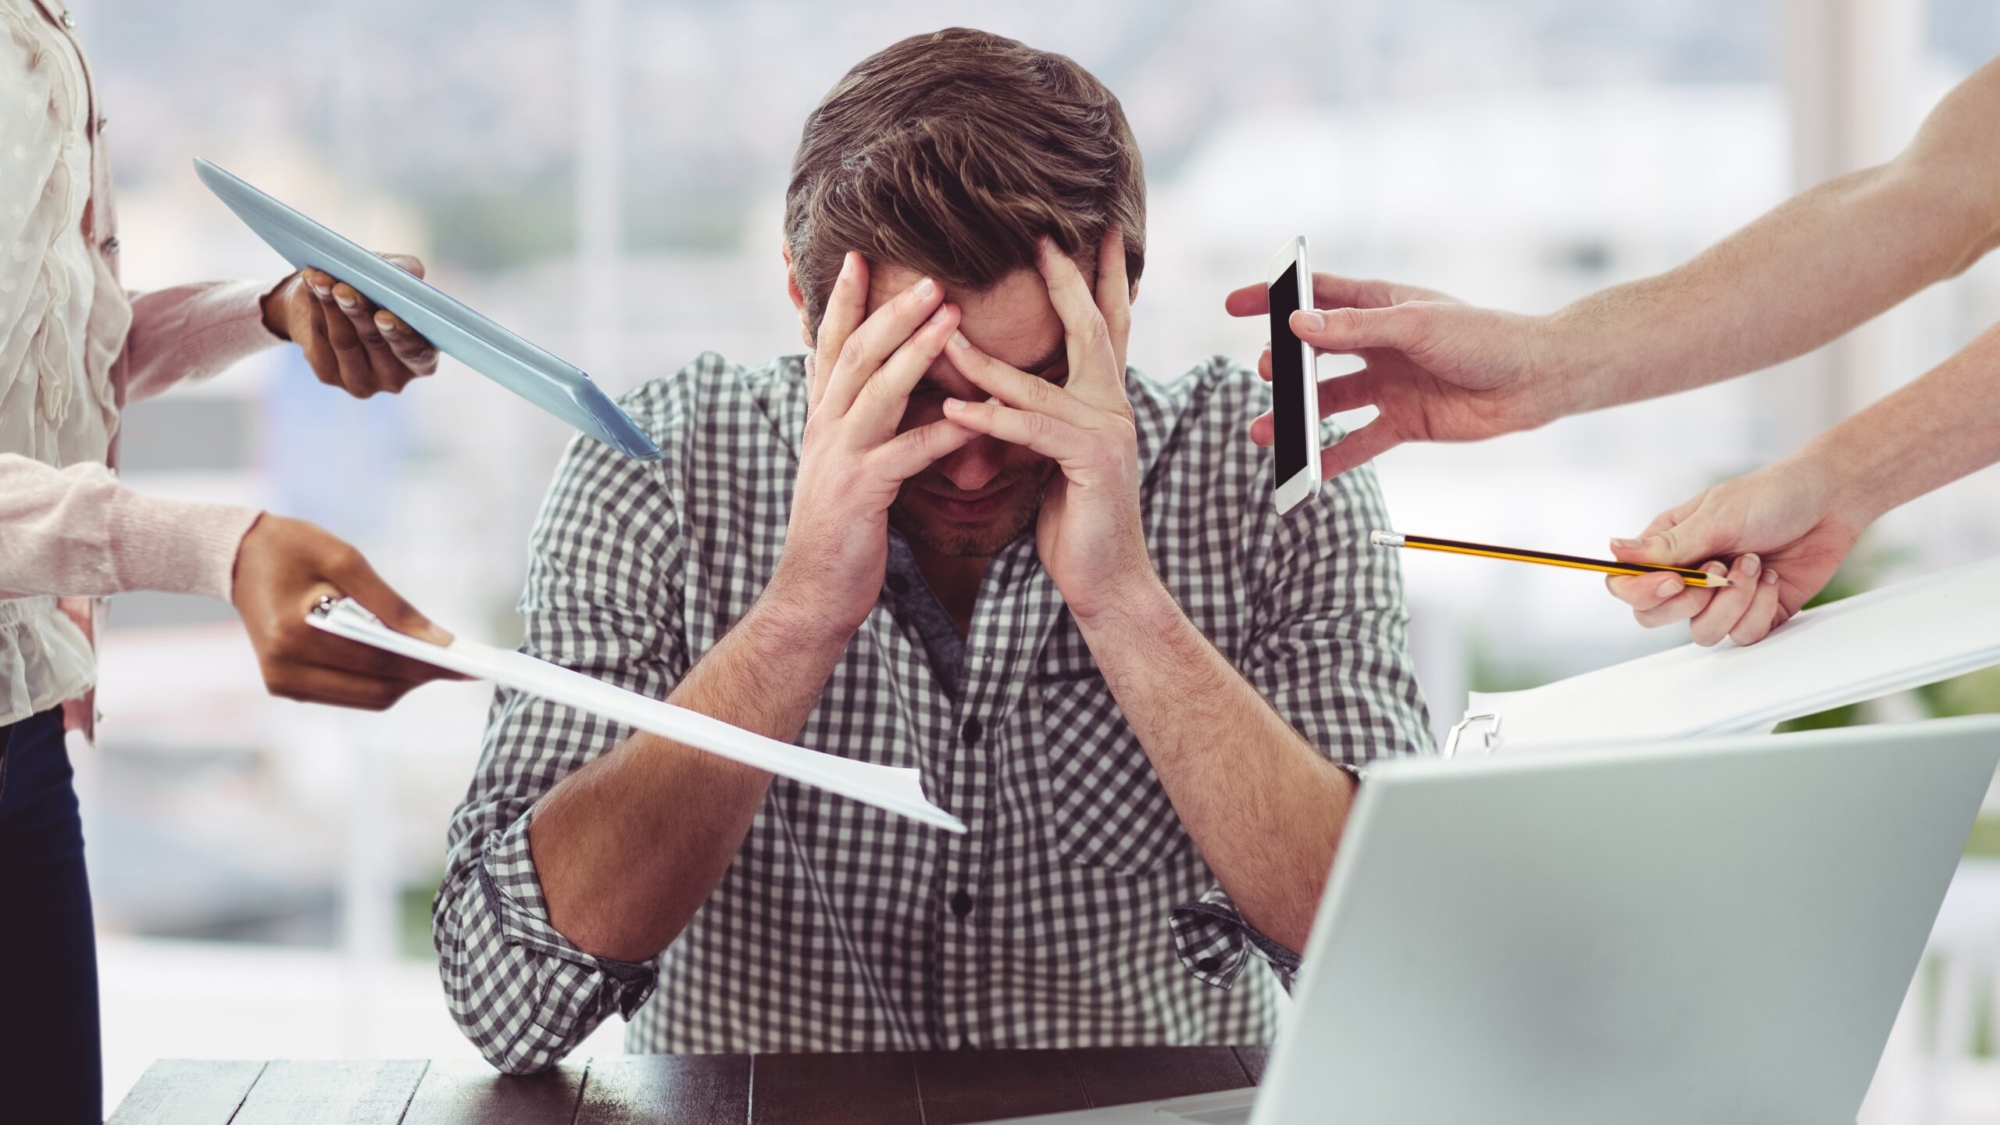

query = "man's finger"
846;303;960;442
944;330;1101;430
1035;238;1119;402
810;252;868;411
943;397;1094;469
871;416;978;481
821;272;943;419
1094;226;1131;361
1317;420;1400;480
1225;273;1395;318
1224;282;1270;318
1289;304;1439;357
1689;554;1761;647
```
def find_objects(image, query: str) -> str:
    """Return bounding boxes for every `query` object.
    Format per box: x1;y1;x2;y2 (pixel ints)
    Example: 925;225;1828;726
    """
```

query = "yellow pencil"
1370;531;1732;587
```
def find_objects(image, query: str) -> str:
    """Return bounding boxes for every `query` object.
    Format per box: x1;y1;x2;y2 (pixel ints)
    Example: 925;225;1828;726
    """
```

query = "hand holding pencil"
1384;456;1863;648
1601;458;1866;647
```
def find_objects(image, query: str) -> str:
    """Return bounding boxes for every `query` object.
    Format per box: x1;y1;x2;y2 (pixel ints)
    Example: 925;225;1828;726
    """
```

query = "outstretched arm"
1604;317;2000;645
1225;54;2000;478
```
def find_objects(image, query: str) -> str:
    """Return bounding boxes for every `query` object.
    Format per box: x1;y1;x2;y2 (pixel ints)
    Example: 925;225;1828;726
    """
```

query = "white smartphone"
1268;235;1321;514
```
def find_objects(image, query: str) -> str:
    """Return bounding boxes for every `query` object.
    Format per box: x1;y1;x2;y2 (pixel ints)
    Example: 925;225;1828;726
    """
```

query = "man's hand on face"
769;251;977;640
942;229;1155;624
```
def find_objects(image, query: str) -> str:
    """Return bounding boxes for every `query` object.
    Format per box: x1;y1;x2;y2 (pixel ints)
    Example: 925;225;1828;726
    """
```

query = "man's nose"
936;434;1006;494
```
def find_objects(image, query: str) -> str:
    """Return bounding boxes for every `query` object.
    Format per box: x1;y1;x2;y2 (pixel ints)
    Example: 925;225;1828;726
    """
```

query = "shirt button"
1197;956;1221;974
950;890;974;917
961;717;982;746
100;236;119;256
886;574;910;596
59;10;75;29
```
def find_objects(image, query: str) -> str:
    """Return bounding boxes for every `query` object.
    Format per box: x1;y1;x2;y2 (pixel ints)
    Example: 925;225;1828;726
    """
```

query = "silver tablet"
196;159;663;462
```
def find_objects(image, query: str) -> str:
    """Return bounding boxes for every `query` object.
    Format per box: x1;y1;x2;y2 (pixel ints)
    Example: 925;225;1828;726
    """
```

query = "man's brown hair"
785;27;1146;335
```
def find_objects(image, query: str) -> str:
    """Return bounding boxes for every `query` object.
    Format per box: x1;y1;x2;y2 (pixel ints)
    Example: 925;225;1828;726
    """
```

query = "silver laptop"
990;715;2000;1125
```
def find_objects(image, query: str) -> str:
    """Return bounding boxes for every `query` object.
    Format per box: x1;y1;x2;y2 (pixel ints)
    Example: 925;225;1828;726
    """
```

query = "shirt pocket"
1034;662;1191;875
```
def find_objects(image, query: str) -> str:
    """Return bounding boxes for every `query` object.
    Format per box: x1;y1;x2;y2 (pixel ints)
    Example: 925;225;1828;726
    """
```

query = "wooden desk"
111;1047;1267;1124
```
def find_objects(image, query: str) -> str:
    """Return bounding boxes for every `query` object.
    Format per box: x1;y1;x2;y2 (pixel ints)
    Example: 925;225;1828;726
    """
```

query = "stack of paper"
308;598;966;833
1463;554;2000;753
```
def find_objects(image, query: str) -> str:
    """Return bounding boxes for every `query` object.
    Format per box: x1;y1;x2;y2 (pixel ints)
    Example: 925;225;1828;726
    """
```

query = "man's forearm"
528;588;850;962
1806;318;2000;528
1076;579;1355;953
1547;60;2000;415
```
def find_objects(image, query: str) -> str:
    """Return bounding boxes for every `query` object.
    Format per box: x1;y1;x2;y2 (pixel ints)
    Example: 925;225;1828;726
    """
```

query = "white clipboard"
308;597;965;833
1447;554;2000;756
195;159;663;462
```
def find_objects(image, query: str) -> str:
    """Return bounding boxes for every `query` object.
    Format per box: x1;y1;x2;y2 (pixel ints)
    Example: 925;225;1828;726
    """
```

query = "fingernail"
1763;569;1778;586
839;252;855;280
1741;553;1760;575
915;278;936;299
1656;577;1680;598
1610;537;1643;550
929;305;951;325
335;290;359;310
950;330;971;350
1294;310;1325;333
1704;561;1728;577
375;312;397;333
944;398;966;412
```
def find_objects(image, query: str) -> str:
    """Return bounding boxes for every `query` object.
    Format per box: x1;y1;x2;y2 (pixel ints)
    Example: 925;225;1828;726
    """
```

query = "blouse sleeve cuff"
104;493;262;601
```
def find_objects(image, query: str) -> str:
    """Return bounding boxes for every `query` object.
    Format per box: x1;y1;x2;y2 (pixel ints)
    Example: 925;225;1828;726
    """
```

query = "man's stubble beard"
889;470;1052;559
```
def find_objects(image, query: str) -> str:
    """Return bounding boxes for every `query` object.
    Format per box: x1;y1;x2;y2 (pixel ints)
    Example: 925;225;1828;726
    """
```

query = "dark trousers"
0;708;102;1124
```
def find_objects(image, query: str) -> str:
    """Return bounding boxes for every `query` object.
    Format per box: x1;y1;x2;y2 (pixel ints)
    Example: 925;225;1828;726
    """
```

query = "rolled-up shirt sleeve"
433;421;688;1073
1167;438;1431;992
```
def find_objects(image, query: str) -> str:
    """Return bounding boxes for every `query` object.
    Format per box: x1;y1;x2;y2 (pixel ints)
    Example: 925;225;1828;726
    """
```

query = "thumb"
380;252;426;280
1610;514;1729;570
1291;304;1428;355
325;546;455;646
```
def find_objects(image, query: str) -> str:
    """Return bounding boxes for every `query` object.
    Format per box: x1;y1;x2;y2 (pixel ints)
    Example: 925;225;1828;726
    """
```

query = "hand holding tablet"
196;159;663;461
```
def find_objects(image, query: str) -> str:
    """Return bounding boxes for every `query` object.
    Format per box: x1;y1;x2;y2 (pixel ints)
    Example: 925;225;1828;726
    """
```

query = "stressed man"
436;28;1429;1073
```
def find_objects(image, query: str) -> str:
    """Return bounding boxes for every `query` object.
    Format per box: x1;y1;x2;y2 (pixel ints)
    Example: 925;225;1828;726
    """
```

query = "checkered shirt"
434;352;1431;1074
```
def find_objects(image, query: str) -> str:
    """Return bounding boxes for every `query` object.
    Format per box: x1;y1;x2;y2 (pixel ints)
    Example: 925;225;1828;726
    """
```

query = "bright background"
57;0;2000;1119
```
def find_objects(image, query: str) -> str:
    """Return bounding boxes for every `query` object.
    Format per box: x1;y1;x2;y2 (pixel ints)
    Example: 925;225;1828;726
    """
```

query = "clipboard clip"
1443;713;1502;759
310;595;381;628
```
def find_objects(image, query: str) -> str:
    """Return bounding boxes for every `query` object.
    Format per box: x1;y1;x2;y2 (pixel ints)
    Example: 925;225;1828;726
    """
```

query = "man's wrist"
753;566;868;656
1796;426;1896;531
1070;568;1181;647
1535;305;1614;420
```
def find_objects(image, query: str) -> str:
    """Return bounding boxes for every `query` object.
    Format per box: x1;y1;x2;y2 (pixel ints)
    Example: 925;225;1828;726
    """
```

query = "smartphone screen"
1270;261;1309;483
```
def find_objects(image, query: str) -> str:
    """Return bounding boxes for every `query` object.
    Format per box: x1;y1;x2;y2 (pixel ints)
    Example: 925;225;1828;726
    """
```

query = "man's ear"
782;242;813;348
1130;278;1141;305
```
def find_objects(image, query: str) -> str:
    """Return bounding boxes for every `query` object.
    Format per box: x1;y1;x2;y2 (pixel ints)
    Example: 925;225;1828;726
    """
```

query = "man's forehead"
865;262;1078;375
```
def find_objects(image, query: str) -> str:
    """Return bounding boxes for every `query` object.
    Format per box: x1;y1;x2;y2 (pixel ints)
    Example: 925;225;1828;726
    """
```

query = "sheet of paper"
1466;554;2000;752
309;598;966;833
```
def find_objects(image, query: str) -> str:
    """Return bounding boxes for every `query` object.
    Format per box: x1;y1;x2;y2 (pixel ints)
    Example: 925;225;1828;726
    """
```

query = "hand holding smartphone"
1268;236;1320;514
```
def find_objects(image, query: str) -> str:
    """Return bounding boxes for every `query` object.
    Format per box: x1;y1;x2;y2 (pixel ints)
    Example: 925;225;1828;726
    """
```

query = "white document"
308;598;966;833
1462;554;2000;753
